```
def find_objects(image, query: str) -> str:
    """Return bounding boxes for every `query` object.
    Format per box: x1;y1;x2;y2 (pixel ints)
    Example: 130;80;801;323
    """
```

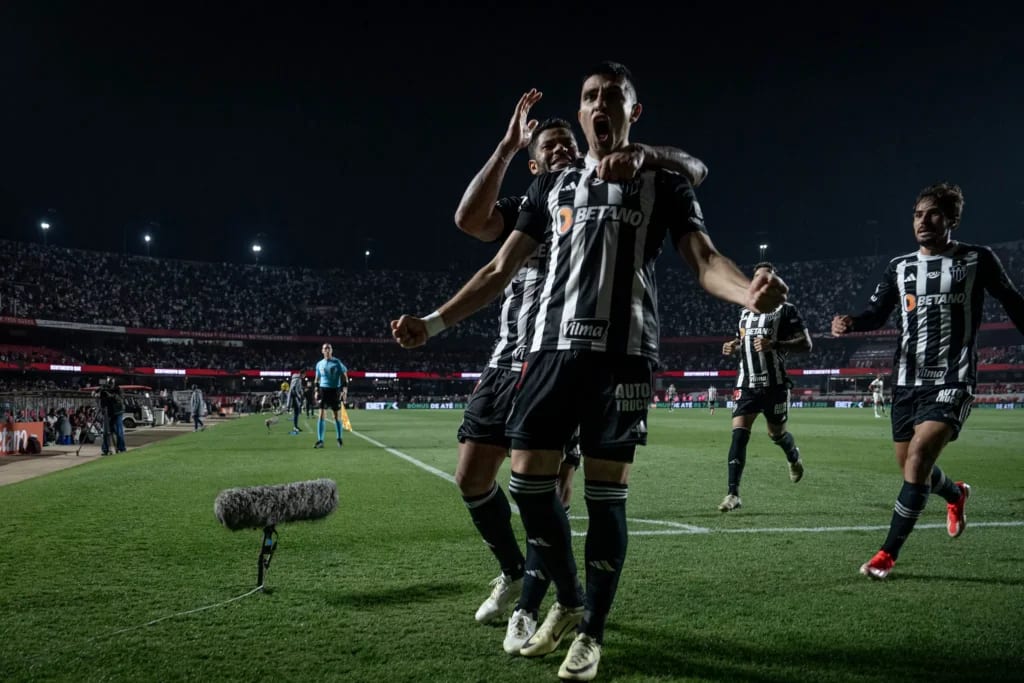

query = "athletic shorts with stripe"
507;349;652;463
891;384;974;442
732;385;791;425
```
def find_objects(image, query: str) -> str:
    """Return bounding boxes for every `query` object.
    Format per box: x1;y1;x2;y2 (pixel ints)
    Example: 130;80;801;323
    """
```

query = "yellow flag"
340;404;353;432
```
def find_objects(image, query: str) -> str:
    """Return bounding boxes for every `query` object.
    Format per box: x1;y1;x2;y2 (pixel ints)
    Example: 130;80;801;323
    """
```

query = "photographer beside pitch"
97;378;126;455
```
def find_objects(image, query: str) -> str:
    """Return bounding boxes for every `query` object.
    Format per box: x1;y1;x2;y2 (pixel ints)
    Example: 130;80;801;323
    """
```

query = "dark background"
2;2;1021;271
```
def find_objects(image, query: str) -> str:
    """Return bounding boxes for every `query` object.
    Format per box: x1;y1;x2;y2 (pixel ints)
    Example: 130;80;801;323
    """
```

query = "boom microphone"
215;478;338;530
214;478;338;587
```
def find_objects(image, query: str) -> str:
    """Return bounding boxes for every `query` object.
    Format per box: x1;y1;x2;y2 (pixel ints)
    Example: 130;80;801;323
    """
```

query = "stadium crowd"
4;239;1024;340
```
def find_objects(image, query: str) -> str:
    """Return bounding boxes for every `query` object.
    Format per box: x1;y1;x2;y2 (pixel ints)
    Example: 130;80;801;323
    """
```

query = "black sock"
881;481;930;560
463;483;524;579
728;428;750;495
516;544;550;617
771;431;799;463
509;473;583;608
582;481;628;643
930;466;962;504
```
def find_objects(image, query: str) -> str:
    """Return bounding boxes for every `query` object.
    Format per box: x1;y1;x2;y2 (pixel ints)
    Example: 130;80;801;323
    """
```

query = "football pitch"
2;408;1022;682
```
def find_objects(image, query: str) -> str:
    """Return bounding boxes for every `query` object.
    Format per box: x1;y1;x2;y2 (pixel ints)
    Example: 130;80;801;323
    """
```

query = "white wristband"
423;311;447;338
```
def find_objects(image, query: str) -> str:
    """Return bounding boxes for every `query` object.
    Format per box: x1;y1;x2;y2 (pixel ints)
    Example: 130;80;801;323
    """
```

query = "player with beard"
450;88;709;655
393;63;787;680
833;182;1024;580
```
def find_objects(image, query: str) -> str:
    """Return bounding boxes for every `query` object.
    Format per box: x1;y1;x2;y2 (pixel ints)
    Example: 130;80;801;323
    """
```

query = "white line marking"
351;430;1024;537
352;430;456;484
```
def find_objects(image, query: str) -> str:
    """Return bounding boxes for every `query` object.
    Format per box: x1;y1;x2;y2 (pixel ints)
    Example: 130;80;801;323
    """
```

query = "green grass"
1;408;1022;682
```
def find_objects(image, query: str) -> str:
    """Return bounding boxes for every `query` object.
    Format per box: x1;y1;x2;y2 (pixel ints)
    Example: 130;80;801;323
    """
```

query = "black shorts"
891;384;974;442
507;350;652;463
458;366;519;448
318;387;341;411
732;385;790;425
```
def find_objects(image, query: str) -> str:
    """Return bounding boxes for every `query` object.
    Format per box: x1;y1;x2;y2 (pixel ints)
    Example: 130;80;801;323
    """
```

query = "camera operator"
97;378;127;455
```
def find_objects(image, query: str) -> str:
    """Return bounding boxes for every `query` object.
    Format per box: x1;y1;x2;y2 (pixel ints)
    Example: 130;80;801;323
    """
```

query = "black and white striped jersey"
483;196;549;372
850;242;1024;387
513;158;706;361
734;303;806;388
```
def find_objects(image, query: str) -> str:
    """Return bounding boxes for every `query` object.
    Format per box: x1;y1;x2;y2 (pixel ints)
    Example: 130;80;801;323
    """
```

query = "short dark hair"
915;182;965;228
582;61;637;101
753;261;776;275
528;117;574;159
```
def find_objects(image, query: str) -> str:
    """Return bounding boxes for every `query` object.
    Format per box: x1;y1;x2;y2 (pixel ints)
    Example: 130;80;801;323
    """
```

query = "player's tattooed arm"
595;144;708;186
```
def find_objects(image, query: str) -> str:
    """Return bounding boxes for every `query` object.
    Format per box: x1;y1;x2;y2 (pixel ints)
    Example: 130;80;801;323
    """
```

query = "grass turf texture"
1;408;1022;682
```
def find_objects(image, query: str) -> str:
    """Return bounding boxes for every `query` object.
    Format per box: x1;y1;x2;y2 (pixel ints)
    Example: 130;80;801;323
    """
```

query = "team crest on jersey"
949;263;967;282
562;318;609;341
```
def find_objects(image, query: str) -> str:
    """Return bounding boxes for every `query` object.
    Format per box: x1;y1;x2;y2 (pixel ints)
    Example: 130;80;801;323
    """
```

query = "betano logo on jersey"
573;205;644;226
562;318;609;341
902;292;967;312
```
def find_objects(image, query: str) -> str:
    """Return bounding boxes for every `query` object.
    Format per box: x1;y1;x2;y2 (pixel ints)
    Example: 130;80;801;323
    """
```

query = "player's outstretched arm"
391;230;540;349
982;247;1024;333
677;231;787;312
454;89;542;242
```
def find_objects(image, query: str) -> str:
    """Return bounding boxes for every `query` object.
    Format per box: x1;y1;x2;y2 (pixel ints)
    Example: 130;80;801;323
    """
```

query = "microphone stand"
257;525;278;587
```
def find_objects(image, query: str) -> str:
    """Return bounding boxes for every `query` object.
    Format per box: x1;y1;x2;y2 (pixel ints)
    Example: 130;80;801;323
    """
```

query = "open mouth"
551;153;572;169
593;116;611;144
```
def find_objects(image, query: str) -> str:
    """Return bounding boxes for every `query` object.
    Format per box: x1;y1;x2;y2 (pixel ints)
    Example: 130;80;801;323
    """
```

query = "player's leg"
720;393;758;511
765;387;802;482
456;368;524;624
291;401;301;434
507;431;580;653
457;440;520;621
556;354;649;680
506;352;585;657
862;386;972;579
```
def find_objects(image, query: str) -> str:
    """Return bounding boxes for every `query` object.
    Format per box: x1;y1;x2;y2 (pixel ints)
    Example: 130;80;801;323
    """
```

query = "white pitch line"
351;430;1024;537
352;430;456;484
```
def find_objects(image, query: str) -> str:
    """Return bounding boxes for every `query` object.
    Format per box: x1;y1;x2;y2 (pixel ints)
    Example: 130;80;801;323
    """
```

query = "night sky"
1;3;1021;272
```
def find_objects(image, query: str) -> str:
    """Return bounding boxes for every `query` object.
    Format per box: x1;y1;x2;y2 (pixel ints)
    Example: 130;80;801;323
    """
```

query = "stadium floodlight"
252;242;263;264
364;249;371;269
144;233;152;256
40;221;51;247
758;243;768;261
